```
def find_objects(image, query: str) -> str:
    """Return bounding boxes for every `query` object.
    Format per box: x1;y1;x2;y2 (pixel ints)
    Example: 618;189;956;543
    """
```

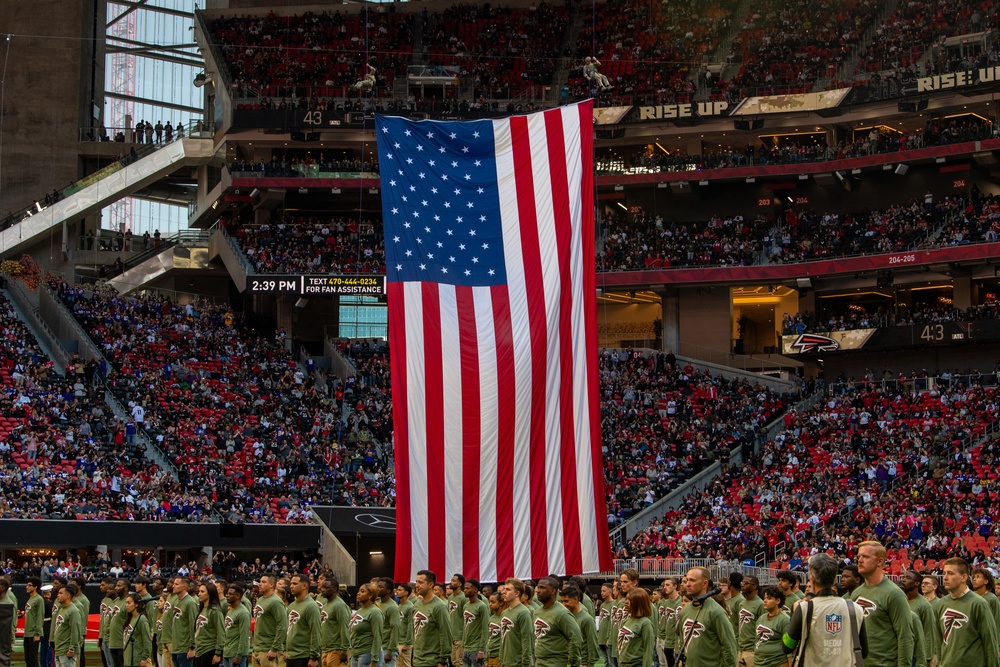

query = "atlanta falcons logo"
499;616;515;641
224;616;234;630
413;611;429;637
657;605;668;621
348;612;363;630
464;610;478;628
617;626;635;654
156;619;163;632
599;608;610;623
739;608;756;630
253;605;263;620
755;624;774;650
682;619;705;642
123;624;134;644
534;619;551;641
320;610;329;624
854;598;877;618
790;333;840;354
448;600;458;613
174;607;183;620
941;609;969;644
195;614;208;637
287;609;301;631
489;622;501;638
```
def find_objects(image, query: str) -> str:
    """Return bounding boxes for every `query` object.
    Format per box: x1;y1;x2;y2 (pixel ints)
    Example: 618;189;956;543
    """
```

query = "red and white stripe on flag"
389;100;613;581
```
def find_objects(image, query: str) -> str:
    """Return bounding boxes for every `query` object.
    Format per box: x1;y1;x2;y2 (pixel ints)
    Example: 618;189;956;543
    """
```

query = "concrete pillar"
953;276;972;310
657;288;679;353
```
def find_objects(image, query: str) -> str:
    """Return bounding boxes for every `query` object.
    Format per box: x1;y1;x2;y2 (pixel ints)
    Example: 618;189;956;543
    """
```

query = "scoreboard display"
248;274;386;296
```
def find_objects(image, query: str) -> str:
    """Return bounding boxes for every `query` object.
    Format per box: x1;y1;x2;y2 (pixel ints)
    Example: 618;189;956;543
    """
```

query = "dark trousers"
664;649;675;667
194;652;217;667
111;648;124;667
287;659;311;667
25;637;41;667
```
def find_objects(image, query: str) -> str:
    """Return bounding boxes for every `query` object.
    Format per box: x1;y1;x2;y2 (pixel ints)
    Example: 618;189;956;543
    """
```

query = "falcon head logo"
854;597;877;618
941;609;969;644
448;600;458;614
55;615;65;631
224;616;234;630
739;608;756;630
464;610;477;628
320;610;329;624
413;611;429;637
288;609;301;631
534;618;551;641
252;605;264;620
156;619;163;632
617;625;635;654
123;624;134;643
657;605;669;621
489;621;501;639
790;333;839;354
755;624;774;650
348;612;363;629
682;619;705;642
173;607;183;620
599;608;610;623
499;616;515;641
195;614;208;636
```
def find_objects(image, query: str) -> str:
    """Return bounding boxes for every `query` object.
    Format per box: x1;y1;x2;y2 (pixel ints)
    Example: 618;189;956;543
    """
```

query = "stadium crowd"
0;292;193;521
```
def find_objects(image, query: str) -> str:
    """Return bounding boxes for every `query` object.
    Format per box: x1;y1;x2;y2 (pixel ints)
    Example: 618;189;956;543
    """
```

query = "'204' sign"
888;253;917;265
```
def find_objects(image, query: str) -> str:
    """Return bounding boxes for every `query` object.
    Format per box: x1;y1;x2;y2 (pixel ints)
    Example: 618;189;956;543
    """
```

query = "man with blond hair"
850;541;912;667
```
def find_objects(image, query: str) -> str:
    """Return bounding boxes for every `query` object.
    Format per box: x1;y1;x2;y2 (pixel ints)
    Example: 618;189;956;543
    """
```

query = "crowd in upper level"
622;380;1000;566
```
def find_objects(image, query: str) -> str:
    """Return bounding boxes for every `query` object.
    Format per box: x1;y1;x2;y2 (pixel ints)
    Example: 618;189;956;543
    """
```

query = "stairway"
0;138;215;259
818;0;901;90
547;1;585;105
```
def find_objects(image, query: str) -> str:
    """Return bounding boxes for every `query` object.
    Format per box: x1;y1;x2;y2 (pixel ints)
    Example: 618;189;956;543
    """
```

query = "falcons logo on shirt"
489;622;501;639
224;615;234;631
657;605;669;621
124;624;134;644
448;600;458;613
196;614;208;637
413;611;429;637
464;610;478;628
55;615;65;631
156;619;163;632
253;605;264;620
288;609;301;631
617;626;635;654
941;609;969;645
854;598;877;618
349;612;363;629
174;607;183;620
320;610;329;624
599;608;610;623
534;619;551;641
682;619;705;642
755;624;774;650
739;608;757;630
499;616;515;641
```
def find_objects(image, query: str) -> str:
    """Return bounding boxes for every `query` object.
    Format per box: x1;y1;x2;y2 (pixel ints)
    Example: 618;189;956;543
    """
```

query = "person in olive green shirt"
124;594;153;667
617;589;655;667
850;541;912;667
411;571;453;667
499;579;532;667
171;578;200;667
676;567;737;667
25;577;46;667
447;576;467;667
223;585;251;667
776;572;802;615
938;558;999;667
285;574;322;667
316;579;349;667
159;578;179;667
376;577;401;667
657;578;682;667
901;569;939;666
99;579;116;667
252;575;288;667
395;583;415;667
612;572;639;667
531;578;581;667
559;587;598;667
54;584;83;667
736;576;764;667
752;587;788;667
484;593;503;667
350;583;384;666
460;580;489;667
972;567;1000;634
110;579;132;667
71;577;91;667
595;584;613;667
194;583;225;667
0;577;17;653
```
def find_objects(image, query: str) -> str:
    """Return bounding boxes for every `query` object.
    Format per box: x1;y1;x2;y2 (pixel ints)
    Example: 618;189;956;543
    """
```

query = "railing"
827;373;1000;396
1;130;213;234
221;227;256;276
78;120;212;143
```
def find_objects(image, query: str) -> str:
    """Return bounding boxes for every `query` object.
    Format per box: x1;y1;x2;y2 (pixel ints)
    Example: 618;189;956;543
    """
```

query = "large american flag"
376;100;613;581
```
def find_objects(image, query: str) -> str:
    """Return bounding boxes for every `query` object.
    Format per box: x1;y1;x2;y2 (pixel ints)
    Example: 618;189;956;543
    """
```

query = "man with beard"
900;570;938;666
530;578;580;667
676;567;736;667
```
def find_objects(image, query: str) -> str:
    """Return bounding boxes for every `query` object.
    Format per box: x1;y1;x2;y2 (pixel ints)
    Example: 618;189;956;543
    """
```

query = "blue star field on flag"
376;116;508;286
